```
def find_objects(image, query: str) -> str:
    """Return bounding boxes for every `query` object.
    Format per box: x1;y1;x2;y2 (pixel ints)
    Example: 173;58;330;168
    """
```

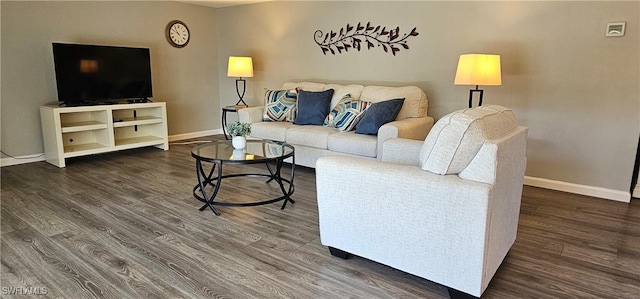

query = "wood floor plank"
262;235;448;298
1;191;80;237
148;232;310;298
2;227;129;298
88;227;239;298
505;250;640;299
216;236;388;298
1;136;639;298
137;194;270;246
1;242;64;298
0;207;29;235
52;231;197;298
56;232;184;298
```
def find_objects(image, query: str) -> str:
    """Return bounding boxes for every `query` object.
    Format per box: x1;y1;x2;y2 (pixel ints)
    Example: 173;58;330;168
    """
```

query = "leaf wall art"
314;22;419;56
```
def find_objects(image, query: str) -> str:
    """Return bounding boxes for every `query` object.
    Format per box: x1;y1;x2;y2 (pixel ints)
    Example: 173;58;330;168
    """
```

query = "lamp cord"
1;149;44;159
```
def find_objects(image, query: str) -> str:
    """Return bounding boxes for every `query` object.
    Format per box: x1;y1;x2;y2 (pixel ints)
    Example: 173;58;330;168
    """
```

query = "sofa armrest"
381;138;423;165
238;106;264;123
376;116;434;160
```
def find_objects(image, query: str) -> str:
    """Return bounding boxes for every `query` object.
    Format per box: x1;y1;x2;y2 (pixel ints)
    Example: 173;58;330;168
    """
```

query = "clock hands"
167;21;189;46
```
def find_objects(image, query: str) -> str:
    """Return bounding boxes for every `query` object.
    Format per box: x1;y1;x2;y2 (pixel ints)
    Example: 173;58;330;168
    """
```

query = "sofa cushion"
250;121;295;141
327;131;377;157
324;84;365;107
324;94;371;131
355;98;404;135
360;85;427;120
419;105;518;175
294;89;334;125
285;125;337;149
263;88;298;122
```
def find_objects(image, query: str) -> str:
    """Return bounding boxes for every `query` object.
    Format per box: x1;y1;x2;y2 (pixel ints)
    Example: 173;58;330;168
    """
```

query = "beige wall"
1;1;638;196
217;1;639;193
1;1;219;158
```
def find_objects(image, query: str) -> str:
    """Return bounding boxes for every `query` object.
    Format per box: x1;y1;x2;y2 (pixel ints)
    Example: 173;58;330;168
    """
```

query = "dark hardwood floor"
2;136;639;298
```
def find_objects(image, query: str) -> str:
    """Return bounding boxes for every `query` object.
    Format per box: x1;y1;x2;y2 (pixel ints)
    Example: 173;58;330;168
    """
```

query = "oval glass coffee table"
191;140;295;216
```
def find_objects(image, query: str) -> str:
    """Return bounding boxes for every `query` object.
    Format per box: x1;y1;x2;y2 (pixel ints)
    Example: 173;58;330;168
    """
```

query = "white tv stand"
40;102;169;168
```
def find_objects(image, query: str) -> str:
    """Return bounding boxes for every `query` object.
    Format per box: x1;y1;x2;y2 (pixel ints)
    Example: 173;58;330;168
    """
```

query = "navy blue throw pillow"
293;89;335;125
355;98;405;135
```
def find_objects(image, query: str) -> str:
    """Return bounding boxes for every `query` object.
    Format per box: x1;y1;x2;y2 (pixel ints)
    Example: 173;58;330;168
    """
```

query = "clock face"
166;20;190;48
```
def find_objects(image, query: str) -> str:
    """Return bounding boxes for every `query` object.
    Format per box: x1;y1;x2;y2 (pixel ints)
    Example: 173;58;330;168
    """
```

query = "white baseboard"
524;176;631;203
1;130;223;168
168;129;222;142
633;184;640;199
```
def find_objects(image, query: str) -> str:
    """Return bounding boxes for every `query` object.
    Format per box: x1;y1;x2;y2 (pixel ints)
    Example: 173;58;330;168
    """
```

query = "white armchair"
316;105;528;298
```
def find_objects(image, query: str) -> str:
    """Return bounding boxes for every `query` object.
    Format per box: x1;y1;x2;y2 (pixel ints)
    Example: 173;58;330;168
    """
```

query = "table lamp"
227;56;254;107
454;54;501;108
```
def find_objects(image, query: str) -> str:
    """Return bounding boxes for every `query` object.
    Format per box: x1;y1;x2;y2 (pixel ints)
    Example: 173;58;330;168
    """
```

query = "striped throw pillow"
263;88;298;122
324;94;371;131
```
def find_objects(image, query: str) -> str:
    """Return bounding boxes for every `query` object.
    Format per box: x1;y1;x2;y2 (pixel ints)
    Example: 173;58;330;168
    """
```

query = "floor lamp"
454;54;502;108
227;56;254;107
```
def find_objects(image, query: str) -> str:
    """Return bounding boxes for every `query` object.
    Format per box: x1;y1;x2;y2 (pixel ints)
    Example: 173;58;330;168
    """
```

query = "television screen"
52;43;153;105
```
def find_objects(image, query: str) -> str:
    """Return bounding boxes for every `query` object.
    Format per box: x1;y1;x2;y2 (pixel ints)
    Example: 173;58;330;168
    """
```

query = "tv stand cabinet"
40;102;169;168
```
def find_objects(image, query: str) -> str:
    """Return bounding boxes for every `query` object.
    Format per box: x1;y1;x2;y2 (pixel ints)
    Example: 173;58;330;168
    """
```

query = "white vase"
232;149;245;160
232;136;246;149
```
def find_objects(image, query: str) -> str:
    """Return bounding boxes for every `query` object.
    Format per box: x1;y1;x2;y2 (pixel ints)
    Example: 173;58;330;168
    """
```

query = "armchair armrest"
238;106;264;123
376;116;434;160
381;138;423;165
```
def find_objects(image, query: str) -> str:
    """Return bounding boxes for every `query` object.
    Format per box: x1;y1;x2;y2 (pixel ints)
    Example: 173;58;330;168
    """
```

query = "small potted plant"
226;121;252;149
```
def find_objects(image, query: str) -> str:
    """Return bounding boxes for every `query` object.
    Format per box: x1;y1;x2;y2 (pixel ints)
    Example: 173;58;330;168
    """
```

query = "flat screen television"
52;43;153;106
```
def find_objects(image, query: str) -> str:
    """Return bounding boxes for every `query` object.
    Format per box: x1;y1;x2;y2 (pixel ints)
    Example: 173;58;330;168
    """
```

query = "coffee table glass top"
191;140;294;163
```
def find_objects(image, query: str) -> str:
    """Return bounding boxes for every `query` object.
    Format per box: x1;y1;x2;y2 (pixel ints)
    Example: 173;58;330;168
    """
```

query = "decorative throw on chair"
419;105;518;175
263;88;298;122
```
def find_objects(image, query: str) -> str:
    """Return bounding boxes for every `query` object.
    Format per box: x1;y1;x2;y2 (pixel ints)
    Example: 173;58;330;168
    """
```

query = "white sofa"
316;105;528;298
238;82;434;168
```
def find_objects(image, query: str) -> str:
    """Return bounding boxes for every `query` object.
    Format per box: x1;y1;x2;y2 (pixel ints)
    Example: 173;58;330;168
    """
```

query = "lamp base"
468;85;484;108
235;78;249;107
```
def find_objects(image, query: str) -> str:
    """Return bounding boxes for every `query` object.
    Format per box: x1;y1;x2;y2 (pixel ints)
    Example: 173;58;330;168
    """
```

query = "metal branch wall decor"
314;22;419;56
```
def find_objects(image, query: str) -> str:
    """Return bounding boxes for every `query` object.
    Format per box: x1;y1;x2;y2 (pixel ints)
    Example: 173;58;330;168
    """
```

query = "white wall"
217;1;639;198
1;1;219;159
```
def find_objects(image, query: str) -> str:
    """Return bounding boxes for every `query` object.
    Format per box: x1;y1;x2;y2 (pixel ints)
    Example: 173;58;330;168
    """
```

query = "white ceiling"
177;0;272;8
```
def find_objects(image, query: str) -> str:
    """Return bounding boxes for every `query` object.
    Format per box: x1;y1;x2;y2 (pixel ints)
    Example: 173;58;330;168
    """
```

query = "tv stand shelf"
61;121;108;133
40;102;168;168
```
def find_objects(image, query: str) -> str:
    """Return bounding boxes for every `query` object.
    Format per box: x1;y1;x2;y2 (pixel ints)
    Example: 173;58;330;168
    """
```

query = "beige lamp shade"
227;56;254;78
454;54;501;86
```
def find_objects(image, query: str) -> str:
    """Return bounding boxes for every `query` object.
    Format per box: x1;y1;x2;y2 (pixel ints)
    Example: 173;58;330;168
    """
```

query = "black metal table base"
193;160;295;216
221;106;239;140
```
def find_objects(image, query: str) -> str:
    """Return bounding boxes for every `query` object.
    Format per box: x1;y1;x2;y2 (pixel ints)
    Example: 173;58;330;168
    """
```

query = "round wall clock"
166;20;190;48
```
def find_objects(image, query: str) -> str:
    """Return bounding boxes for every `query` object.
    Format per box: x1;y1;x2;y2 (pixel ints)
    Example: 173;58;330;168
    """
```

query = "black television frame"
52;42;153;106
